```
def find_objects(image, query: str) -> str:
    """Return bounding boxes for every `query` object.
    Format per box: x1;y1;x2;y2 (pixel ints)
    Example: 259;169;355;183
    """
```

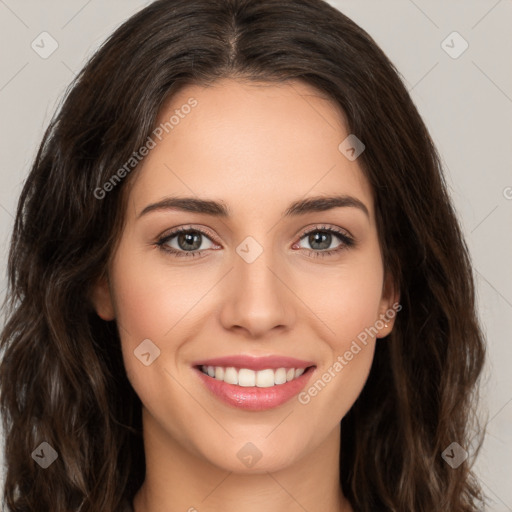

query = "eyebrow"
137;194;370;219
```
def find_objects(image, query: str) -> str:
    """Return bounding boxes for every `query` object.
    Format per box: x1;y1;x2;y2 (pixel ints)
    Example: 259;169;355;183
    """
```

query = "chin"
197;438;306;474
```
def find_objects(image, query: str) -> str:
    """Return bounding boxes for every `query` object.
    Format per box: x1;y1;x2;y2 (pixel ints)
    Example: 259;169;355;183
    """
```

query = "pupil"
179;232;201;251
310;232;330;250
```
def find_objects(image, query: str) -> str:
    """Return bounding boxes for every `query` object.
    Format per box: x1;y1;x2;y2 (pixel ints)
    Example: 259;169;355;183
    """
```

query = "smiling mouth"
196;365;316;388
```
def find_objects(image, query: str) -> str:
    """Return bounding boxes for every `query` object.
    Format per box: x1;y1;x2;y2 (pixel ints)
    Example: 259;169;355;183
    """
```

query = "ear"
90;273;116;321
376;271;400;339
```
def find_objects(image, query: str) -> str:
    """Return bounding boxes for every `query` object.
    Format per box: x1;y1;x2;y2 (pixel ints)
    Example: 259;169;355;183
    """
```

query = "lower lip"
194;366;316;411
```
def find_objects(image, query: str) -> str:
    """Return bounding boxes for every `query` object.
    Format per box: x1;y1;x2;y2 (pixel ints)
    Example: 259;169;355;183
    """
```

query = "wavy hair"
0;0;486;510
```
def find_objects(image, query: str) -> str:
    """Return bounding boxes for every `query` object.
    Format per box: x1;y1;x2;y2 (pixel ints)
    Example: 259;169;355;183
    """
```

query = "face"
92;78;398;473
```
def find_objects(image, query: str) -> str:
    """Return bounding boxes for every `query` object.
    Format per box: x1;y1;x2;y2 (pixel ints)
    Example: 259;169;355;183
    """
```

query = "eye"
156;226;219;258
293;225;355;258
155;224;355;259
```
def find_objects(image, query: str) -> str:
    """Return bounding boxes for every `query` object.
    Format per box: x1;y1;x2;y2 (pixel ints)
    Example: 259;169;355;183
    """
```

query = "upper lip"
192;355;316;371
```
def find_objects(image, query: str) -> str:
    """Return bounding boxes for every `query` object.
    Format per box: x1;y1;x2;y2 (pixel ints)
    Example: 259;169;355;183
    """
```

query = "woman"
0;0;487;511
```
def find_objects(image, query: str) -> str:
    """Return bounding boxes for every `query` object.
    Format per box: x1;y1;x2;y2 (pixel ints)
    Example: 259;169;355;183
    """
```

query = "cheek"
302;249;384;342
110;243;204;340
109;243;217;394
295;248;383;414
109;247;200;427
303;343;375;426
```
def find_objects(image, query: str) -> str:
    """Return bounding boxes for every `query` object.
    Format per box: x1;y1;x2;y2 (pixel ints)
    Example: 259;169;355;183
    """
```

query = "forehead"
128;78;374;220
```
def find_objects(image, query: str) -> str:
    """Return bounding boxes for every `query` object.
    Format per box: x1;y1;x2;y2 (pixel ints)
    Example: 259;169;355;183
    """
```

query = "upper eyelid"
296;224;353;240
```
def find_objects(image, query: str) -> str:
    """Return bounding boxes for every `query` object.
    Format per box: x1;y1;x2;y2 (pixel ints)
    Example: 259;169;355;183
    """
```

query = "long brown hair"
0;0;487;510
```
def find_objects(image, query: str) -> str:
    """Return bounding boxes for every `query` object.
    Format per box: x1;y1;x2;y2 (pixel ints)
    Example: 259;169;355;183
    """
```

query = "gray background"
0;0;511;510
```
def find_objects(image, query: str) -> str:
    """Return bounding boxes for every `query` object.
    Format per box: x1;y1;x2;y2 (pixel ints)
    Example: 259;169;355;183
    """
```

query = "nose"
218;244;296;339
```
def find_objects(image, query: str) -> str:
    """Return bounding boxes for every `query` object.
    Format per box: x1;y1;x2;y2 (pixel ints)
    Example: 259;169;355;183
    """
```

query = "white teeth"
274;368;287;385
238;369;256;387
200;365;310;387
224;367;238;385
256;369;275;388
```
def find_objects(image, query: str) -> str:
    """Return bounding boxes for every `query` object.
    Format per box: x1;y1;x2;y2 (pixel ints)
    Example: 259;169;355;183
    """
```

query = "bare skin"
92;78;399;512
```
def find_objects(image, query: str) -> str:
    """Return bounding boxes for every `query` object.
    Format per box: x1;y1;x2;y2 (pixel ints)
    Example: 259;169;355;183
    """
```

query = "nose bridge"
235;233;284;306
219;232;294;335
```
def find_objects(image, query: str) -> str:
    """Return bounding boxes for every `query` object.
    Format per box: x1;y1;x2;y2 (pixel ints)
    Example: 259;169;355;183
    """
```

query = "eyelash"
155;224;355;259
